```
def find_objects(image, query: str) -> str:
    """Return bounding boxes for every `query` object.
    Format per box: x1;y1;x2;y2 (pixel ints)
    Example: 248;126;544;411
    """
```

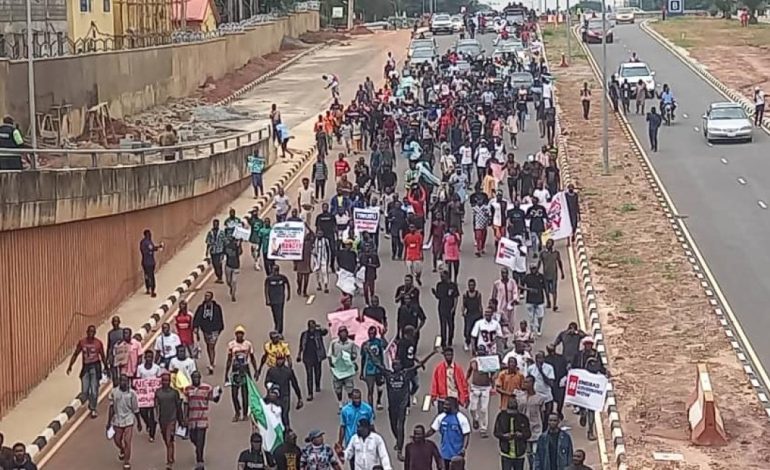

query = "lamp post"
566;0;571;61
601;0;609;174
26;0;38;169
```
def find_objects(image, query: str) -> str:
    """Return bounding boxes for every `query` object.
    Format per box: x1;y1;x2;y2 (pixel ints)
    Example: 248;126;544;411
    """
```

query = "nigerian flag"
246;374;284;451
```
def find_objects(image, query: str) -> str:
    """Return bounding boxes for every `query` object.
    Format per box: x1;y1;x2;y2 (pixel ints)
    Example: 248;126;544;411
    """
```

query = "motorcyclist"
658;84;676;119
630;51;640;62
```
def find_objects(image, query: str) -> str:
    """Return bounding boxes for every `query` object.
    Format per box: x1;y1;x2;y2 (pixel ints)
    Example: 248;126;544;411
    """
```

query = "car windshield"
457;45;481;55
620;65;651;78
588;20;607;30
412;49;434;59
434;15;450;21
710;107;747;120
617;8;633;13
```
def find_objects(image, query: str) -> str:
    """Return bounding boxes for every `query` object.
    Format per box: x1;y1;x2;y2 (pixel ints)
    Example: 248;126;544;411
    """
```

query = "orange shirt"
323;116;335;134
403;232;423;261
495;370;525;410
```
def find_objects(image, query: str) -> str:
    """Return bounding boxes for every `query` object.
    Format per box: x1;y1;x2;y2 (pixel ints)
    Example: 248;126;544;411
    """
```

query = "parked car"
615;7;636;23
702;102;754;143
431;14;454;35
617;62;656;98
582;18;614;43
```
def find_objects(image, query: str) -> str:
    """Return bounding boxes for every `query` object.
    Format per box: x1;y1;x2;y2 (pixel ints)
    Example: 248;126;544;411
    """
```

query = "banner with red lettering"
134;377;162;408
267;221;306;260
563;369;608;412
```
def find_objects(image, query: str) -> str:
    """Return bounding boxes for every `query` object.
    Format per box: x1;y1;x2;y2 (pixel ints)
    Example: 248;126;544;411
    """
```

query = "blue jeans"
81;366;101;411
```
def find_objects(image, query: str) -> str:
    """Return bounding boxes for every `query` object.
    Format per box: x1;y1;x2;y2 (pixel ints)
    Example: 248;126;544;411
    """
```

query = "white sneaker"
463;343;470;352
412;396;417;405
255;263;261;271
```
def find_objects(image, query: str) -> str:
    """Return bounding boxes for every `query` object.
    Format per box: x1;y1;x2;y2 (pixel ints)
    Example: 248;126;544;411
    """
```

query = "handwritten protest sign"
134;377;161;408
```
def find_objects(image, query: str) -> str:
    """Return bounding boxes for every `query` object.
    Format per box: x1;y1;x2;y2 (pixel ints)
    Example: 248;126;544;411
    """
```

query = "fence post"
140;151;146;165
91;152;98;167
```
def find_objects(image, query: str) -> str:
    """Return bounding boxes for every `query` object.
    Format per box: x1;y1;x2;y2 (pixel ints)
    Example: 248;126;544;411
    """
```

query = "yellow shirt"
263;341;291;367
482;175;497;200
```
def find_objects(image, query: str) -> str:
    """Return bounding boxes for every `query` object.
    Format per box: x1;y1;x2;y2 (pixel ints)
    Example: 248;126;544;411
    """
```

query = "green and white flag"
246;375;284;451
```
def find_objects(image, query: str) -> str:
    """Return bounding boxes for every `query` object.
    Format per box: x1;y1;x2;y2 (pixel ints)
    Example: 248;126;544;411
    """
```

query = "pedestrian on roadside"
545;344;569;420
205;219;226;283
754;87;766;127
432;269;460;348
646;107;662;152
66;325;108;419
265;264;291;334
635;80;646;115
329;327;360;410
184;370;220;469
534;414;573;470
192;291;224;375
466;345;494;438
298;319;328;401
493;397;531;470
258;217;274;274
608;76;619;113
565;184;580;243
140;229;163;298
247;151;265;197
135;350;161;442
108;374;141;470
224;325;258;422
265;354;303;428
426;397;471;469
539;239;564;311
580;83;591;120
238;432;277;469
224;235;242;302
155;371;183;468
313;154;329;201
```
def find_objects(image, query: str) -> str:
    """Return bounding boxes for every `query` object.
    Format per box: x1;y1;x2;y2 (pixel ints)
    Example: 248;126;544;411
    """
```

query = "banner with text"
267;221;306;260
134;377;162;408
327;309;385;347
495;237;524;271
563;369;608;412
353;207;380;235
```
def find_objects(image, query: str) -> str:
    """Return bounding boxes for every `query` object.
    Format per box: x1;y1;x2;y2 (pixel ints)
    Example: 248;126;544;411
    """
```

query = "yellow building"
67;0;116;45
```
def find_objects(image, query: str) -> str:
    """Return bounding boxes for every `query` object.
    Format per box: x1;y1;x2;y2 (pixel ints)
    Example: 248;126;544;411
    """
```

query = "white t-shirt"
475;147;491;168
488;199;507;227
168;357;197;382
135;363;162;379
533;188;551;204
459;146;473;165
526;363;555;402
471;318;503;353
154;333;182;359
502;350;532;374
431;411;472;435
542;82;554;100
513;242;528;273
273;195;290;216
298;187;314;207
755;90;765;106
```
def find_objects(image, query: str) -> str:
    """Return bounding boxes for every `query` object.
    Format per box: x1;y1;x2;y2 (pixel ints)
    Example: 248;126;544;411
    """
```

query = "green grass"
607;229;623;242
620;256;643;266
619;202;638;214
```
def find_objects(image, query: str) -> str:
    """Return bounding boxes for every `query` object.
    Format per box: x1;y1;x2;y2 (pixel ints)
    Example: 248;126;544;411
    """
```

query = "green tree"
742;0;765;21
713;0;735;17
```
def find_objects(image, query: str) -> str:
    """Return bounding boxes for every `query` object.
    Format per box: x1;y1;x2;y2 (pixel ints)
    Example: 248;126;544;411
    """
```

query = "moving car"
702;102;754;143
455;39;484;59
615;7;636;23
503;5;527;25
493;40;528;62
409;47;438;69
431;14;454;35
582;18;614;43
617;62;655;97
509;72;535;99
451;15;465;32
408;38;437;58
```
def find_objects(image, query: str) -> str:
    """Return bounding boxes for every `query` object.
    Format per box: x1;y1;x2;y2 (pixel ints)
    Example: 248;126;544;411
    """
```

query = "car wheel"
748;136;753;143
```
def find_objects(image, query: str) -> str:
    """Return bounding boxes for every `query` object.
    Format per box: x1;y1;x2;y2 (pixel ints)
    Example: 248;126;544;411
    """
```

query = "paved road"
42;32;601;470
585;23;770;376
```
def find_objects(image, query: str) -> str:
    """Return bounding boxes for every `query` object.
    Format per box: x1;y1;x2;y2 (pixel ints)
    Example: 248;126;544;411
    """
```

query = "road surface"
40;31;602;470
584;22;770;377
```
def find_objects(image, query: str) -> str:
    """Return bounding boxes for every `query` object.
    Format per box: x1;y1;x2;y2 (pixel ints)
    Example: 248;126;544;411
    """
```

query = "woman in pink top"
443;226;462;282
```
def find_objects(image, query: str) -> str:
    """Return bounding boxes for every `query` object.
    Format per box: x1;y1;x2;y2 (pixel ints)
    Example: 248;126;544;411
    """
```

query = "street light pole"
601;0;609;174
566;0;571;61
25;0;38;169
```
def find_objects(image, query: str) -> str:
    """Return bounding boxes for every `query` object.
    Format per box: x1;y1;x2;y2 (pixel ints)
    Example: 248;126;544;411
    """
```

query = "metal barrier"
0;126;271;170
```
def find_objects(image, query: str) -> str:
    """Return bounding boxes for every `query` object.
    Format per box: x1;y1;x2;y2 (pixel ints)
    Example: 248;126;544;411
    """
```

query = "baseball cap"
234;325;246;334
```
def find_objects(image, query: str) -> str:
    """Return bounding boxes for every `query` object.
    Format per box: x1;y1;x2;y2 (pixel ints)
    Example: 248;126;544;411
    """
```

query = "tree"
713;0;735;17
742;0;765;21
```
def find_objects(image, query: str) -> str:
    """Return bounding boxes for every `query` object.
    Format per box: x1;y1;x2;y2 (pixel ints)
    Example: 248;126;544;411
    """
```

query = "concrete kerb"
639;19;770;133
26;137;316;460
540;24;629;470
577;21;770;421
214;42;330;107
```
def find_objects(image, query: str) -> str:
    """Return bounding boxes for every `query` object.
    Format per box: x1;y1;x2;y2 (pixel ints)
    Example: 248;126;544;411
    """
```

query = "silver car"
702;102;754;143
409;38;437;58
409;47;438;69
431;14;454;35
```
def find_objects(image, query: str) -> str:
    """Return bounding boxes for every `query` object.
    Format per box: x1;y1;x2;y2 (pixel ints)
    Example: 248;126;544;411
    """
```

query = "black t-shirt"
315;212;336;239
273;443;301;470
395;285;421;307
434;280;459;314
526;204;548;233
265;274;289;304
396;337;417;369
523;273;546;305
545;167;560;188
506;208;526;235
362;306;387;326
238;449;276;469
7;459;37;470
397;304;425;332
386;369;411;407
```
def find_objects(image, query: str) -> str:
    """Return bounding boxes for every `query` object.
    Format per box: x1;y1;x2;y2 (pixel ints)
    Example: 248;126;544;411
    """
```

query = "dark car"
582;19;614;44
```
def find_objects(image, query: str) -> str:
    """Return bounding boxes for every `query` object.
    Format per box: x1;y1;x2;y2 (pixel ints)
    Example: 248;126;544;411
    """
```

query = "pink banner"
327;309;385;347
490;162;507;183
134;377;161;408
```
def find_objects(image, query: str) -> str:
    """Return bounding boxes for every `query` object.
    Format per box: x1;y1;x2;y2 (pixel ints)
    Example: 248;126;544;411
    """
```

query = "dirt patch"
650;18;770;100
300;30;351;43
543;23;770;469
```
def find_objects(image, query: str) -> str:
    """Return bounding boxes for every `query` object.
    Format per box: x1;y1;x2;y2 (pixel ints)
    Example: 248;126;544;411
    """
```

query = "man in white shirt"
168;345;197;384
542;79;554;102
755;87;766;127
344;419;392;470
459;142;473;181
273;187;291;223
526;351;556;415
154;322;182;369
297;177;315;223
475;143;492;183
470;309;503;355
502;341;533;373
532;183;551;205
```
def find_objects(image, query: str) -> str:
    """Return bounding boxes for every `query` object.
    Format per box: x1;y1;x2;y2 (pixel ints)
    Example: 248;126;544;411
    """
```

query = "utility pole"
601;0;609;174
25;0;37;168
566;0;571;60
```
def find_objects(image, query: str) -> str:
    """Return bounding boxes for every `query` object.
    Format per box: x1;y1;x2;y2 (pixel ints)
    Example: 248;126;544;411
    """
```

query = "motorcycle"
663;102;674;126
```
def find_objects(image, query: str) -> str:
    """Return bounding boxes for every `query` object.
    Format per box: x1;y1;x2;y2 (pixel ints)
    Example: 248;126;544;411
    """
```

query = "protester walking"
205;219;226;283
108;374;142;470
66;325;108;419
265;265;291;334
140;229;163;297
646;107;662;152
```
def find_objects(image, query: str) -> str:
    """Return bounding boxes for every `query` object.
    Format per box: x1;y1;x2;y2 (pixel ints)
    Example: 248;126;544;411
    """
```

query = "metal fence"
0;125;270;170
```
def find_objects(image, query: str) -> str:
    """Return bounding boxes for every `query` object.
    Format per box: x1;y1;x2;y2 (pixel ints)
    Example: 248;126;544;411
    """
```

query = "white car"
615;7;636;23
702;102;754;143
431;14;454;35
617;62;656;98
493;17;508;33
451;15;465;32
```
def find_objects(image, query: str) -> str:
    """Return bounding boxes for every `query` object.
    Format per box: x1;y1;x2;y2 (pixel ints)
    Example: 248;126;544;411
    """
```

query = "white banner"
353;207;380;235
232;225;251;241
547;191;573;241
495;237;524;271
563;369;608;412
267;221;306;260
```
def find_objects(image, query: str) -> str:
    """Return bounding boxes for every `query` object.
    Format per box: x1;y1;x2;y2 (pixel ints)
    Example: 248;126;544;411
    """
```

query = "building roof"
171;0;217;22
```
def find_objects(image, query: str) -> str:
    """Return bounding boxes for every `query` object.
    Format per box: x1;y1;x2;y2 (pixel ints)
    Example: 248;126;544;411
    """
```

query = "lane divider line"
575;21;770;425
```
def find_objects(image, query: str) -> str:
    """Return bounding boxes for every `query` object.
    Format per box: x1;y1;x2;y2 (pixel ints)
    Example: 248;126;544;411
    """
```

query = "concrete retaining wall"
0;11;319;133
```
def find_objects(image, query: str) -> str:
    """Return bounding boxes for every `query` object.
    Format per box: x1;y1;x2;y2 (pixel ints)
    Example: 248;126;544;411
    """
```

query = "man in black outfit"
264;265;291;334
264;355;303;428
432;270;459;348
298;320;328;401
315;203;337;270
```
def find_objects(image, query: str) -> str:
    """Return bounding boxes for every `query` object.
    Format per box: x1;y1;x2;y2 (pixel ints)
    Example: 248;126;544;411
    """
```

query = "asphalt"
583;23;770;378
40;31;601;469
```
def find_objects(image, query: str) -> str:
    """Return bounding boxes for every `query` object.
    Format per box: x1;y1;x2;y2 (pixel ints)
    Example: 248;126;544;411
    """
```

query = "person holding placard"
135;350;162;442
466;345;495;438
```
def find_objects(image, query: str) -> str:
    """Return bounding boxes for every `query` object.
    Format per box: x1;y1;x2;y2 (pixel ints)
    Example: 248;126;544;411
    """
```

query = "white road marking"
682;113;689;119
708;142;714;147
306;294;315;305
738;177;747;185
693;126;699;132
721;158;728;164
759;201;768;209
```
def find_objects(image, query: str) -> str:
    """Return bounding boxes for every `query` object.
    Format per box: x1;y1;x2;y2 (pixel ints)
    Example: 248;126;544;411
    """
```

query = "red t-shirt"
175;312;194;346
403;232;424;261
78;338;104;365
334;160;350;177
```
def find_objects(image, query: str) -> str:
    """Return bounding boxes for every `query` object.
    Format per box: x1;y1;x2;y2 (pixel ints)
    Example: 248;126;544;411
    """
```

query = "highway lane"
42;31;601;469
584;22;770;379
